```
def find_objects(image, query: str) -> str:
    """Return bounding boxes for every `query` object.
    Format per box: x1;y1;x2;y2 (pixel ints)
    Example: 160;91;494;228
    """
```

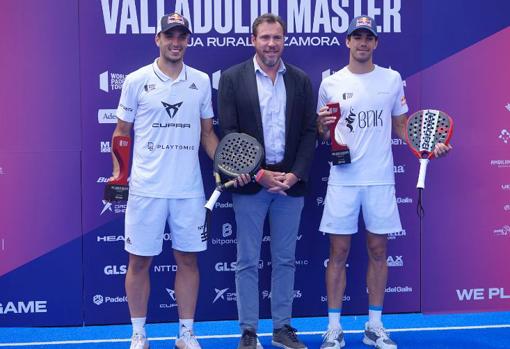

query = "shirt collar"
253;56;286;77
152;58;188;82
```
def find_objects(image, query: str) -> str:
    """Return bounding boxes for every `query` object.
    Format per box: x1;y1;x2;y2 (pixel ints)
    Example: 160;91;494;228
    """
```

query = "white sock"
131;317;146;336
368;306;383;328
179;318;194;336
328;308;342;330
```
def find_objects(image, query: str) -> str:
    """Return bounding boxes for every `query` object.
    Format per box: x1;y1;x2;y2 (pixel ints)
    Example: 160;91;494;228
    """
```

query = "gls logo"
215;260;263;271
104;265;127;275
0;301;47;314
162;101;183;118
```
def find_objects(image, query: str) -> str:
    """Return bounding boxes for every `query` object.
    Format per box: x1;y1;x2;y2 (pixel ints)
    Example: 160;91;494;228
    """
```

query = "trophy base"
331;148;351;165
104;184;129;202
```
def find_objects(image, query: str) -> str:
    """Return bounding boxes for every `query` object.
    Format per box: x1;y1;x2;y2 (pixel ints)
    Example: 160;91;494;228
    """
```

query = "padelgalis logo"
161;101;183;118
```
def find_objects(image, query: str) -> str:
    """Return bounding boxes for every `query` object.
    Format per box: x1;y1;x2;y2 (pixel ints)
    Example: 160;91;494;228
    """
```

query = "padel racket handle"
204;189;222;211
417;158;429;189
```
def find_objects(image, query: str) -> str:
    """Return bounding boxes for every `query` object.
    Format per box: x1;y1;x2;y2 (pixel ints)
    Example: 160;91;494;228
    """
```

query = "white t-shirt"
317;65;408;186
116;59;214;198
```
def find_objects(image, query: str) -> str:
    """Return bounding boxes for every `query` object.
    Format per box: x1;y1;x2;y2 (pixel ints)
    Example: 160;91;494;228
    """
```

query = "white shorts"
319;185;402;235
124;194;207;256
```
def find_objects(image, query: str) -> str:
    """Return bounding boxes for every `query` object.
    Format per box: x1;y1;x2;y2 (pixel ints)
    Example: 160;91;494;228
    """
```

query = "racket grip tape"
416;158;429;189
204;189;222;211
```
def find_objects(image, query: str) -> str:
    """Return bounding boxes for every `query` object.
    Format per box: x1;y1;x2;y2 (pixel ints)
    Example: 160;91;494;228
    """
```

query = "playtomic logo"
0;301;48;314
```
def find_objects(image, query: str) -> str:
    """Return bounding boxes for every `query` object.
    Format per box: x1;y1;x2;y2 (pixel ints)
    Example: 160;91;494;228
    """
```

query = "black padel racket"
202;133;264;239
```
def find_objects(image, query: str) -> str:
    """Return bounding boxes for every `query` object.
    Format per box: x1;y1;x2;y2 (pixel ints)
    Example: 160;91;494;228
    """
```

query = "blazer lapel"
242;61;264;146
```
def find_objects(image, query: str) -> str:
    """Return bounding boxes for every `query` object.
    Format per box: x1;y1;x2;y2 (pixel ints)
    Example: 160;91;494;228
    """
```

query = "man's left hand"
433;143;453;158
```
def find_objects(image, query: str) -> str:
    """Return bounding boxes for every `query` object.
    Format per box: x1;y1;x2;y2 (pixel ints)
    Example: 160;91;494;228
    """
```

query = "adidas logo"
189;82;198;90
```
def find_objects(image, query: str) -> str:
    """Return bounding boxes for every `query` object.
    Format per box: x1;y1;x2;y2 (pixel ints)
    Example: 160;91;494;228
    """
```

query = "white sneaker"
362;323;397;349
175;329;201;349
130;333;149;349
320;328;345;348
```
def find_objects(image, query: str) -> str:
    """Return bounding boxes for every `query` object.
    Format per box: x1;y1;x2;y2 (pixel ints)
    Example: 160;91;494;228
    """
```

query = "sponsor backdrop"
0;0;509;326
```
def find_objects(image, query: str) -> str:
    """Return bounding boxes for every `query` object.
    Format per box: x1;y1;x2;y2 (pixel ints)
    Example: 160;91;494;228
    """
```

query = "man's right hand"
317;105;337;140
255;170;290;195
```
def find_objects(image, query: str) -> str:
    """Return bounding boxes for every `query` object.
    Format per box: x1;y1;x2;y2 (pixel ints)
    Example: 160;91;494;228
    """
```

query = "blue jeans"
232;190;304;331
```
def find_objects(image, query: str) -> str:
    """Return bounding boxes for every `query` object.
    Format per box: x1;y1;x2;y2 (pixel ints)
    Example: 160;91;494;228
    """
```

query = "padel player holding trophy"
316;15;451;349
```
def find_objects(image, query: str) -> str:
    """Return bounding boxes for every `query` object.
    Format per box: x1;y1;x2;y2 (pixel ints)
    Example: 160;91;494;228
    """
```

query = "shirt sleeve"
316;81;329;114
116;75;138;122
392;72;409;116
200;75;214;119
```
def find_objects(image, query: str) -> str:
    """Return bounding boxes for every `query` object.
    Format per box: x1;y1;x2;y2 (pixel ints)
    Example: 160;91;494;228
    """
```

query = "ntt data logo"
98;109;118;124
0;301;48;314
99;71;125;92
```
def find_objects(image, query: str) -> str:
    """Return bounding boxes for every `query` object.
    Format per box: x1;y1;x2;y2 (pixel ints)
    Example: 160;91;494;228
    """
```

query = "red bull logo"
356;17;372;27
168;13;185;25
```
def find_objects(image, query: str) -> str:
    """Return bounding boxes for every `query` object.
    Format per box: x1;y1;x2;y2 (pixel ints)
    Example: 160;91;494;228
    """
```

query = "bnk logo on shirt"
162;101;183;118
346;107;384;131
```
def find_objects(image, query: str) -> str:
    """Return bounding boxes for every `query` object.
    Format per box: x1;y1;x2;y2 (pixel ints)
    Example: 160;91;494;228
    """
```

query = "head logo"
499;129;510;144
93;295;104;305
162;101;183;118
213;288;229;303
100;200;113;215
166;288;176;301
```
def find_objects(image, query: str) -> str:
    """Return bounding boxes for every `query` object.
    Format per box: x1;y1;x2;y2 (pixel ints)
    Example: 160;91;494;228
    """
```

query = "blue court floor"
0;312;509;348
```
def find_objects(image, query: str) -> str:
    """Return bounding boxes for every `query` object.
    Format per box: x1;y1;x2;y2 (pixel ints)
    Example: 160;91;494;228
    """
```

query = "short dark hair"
252;13;286;36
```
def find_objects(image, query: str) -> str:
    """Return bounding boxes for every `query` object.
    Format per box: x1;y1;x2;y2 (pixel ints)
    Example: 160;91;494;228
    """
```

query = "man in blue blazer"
218;13;316;349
